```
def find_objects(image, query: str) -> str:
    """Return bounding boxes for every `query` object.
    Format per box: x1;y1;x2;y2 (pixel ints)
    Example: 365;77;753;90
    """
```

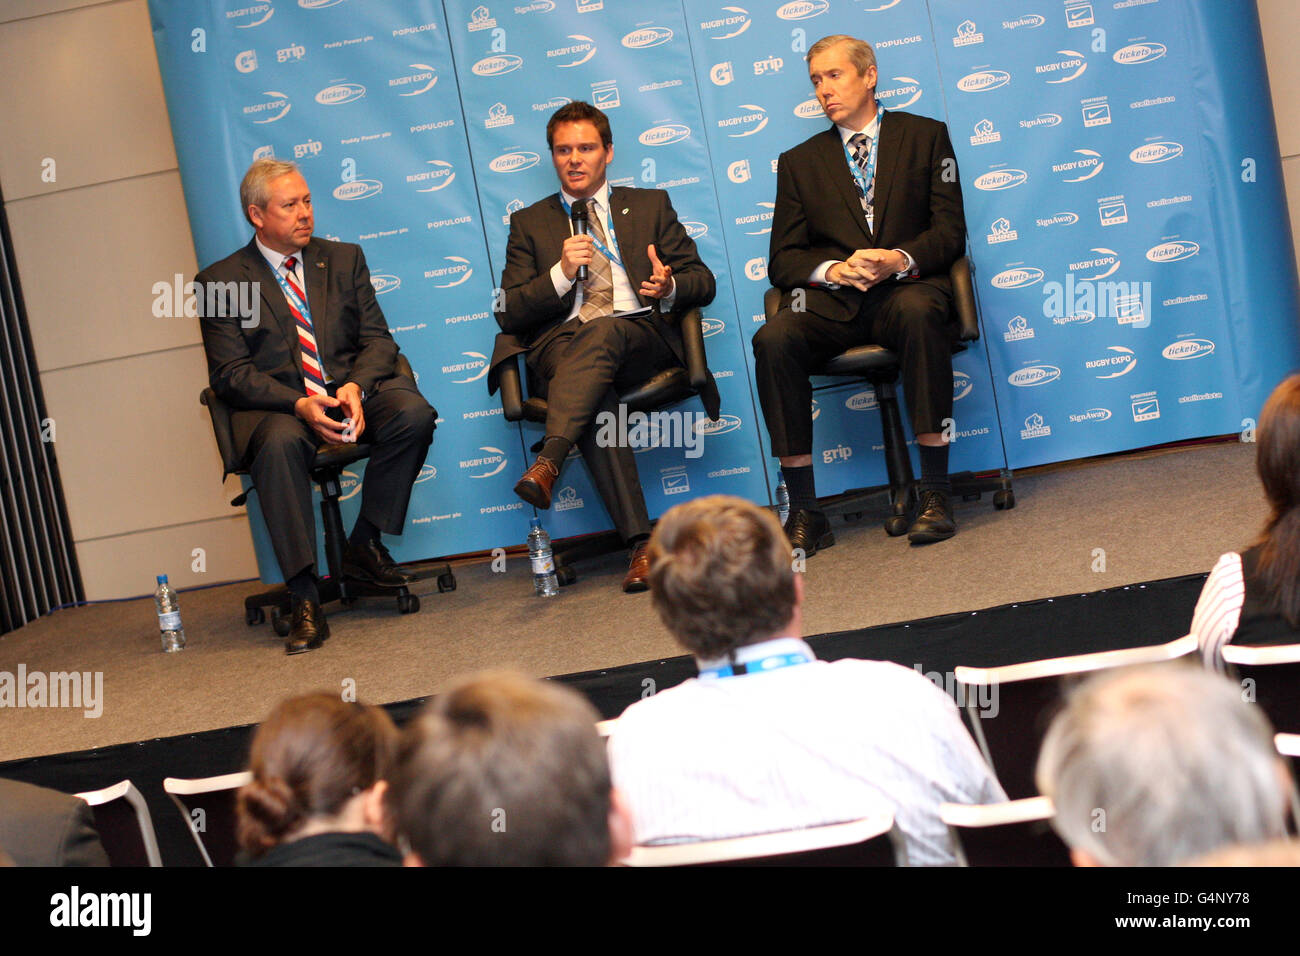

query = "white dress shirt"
608;637;1006;866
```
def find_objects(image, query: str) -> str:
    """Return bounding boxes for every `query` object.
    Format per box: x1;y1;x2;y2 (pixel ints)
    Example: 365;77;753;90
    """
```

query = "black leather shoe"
908;489;956;544
285;598;329;655
343;538;412;588
784;508;835;557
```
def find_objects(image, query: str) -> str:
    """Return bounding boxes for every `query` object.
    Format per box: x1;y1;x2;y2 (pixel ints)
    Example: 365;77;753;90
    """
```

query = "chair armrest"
498;354;526;422
763;287;782;323
394;351;415;380
200;388;243;476
950;255;979;342
679;307;710;391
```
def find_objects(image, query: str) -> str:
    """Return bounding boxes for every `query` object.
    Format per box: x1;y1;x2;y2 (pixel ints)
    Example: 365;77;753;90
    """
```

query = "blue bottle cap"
156;574;168;584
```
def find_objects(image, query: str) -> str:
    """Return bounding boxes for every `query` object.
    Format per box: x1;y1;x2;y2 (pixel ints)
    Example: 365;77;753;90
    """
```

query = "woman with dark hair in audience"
1193;373;1300;670
237;692;402;866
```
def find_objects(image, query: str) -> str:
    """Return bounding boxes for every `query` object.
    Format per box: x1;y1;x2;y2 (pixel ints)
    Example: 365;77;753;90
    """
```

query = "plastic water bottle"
527;518;559;597
155;575;186;652
775;470;790;525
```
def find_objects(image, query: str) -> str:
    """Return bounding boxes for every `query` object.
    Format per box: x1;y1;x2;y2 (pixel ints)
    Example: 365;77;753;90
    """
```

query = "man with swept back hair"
607;495;1003;865
1036;664;1294;867
390;670;634;866
197;158;437;654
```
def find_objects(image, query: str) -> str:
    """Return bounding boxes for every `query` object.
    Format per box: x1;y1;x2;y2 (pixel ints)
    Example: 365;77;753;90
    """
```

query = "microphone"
570;200;589;282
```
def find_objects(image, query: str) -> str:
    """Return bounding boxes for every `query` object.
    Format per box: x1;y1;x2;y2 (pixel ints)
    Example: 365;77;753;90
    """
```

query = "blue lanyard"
842;106;885;228
698;652;812;680
561;195;623;268
266;256;312;323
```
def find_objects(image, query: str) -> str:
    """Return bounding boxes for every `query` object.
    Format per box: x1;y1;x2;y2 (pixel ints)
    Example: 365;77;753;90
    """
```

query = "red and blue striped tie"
283;256;327;397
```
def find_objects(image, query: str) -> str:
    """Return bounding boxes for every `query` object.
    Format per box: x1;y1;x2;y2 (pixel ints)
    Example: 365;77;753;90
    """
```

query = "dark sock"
348;515;381;551
783;464;818;514
918;443;951;495
627;533;649;553
286;570;320;605
539;436;571;469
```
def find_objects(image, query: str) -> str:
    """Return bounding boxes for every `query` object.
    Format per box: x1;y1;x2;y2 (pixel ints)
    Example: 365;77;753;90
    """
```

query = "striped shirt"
1191;551;1246;671
607;638;1006;866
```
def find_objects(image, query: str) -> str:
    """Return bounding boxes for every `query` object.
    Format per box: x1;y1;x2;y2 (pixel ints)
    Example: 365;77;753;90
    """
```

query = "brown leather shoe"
622;541;651;594
514;457;560;509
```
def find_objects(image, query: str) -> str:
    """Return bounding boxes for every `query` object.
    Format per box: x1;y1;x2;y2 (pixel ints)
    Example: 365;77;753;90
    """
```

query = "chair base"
242;560;456;632
822;469;1015;535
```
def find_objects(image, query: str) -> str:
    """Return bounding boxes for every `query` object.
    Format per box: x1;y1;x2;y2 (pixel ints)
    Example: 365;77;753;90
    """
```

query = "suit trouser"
527;315;679;542
233;374;437;581
752;280;956;459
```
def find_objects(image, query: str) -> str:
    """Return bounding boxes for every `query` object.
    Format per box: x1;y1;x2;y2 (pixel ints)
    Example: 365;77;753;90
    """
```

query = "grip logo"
489;151;540;172
1146;240;1199;262
991;266;1044;289
315;83;366;105
333;179;382;200
1008;365;1060;387
639;124;691;146
974;168;1028;191
623;26;674;47
1113;42;1167;65
1130;141;1183;164
473;54;523;76
777;0;828;19
957;70;1011;92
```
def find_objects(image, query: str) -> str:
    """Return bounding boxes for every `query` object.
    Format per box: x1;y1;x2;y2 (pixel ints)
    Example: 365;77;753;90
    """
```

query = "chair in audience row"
74;780;161;867
623;814;900;867
1222;643;1300;734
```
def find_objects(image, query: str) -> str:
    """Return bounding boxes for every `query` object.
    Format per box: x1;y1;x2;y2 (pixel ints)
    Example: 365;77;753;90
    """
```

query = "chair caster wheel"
398;593;420;614
556;566;578;587
437;572;457;593
994;489;1016;510
271;606;291;637
843;510;864;524
245;607;265;626
884;515;910;537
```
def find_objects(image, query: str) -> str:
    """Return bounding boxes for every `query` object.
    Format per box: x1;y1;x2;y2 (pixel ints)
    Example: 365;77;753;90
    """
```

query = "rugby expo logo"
461;447;508;479
738;201;774;235
489;151;541;173
957;70;1011;93
974;168;1028;191
428;256;473;289
1036;50;1087;83
443;351;490;383
315;82;366;106
1162;338;1215;360
548;34;597;68
244;91;291;124
1069;247;1120;281
299;0;346;7
876;77;922;110
1086;346;1136;379
699;7;750;40
1008;365;1060;387
227;1;273;28
333;178;382;200
1130;141;1184;164
1113;42;1167;65
639;124;691;146
953;370;973;401
391;64;438;96
991;266;1044;288
777;0;828;19
370;274;401;295
623;25;675;48
719;105;768;138
1146;240;1200;263
472;54;523;76
408;159;457;191
1053;149;1104;183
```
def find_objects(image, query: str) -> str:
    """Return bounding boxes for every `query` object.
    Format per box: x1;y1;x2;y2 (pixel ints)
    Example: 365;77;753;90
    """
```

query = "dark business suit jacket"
488;185;718;415
0;778;110;867
768;111;966;318
197;236;401;465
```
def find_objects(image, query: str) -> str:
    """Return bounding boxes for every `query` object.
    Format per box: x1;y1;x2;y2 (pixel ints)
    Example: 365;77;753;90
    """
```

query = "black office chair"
200;353;455;635
763;256;1013;536
495;307;717;584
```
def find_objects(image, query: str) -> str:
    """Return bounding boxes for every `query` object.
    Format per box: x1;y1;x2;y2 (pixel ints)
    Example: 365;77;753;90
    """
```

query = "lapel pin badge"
622;208;629;215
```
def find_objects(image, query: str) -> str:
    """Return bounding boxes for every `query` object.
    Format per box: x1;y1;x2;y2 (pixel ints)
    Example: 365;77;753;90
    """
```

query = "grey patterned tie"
577;201;615;323
848;132;875;227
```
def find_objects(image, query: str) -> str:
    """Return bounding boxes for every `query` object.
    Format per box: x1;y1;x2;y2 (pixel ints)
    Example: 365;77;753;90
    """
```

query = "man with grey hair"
197;159;437;654
1036;664;1294;866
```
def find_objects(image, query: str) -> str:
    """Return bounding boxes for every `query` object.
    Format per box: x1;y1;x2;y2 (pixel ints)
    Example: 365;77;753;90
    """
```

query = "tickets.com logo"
315;83;365;106
1162;338;1215;360
1113;42;1167;65
472;55;523;76
957;70;1011;92
623;26;674;48
1008;365;1061;387
1146;240;1200;263
333;179;382;201
777;0;828;19
974;169;1028;191
489;152;541;173
639;124;691;146
1130;141;1184;164
991;266;1044;288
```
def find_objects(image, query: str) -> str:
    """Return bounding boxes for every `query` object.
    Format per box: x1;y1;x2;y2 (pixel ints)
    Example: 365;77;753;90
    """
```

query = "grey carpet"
0;438;1262;762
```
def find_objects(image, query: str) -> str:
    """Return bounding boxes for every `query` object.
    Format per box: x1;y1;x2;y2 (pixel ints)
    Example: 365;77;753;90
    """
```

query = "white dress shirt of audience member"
606;495;1005;866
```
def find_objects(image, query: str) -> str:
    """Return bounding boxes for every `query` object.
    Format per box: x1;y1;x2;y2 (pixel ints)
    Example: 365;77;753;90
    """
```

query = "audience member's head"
647;494;801;660
1254;373;1300;625
237;692;399;858
391;671;631;866
1035;664;1292;866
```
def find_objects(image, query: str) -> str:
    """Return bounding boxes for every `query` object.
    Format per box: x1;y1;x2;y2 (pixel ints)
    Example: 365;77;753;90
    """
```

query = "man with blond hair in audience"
390;670;633;866
606;494;1004;865
1036;664;1294;867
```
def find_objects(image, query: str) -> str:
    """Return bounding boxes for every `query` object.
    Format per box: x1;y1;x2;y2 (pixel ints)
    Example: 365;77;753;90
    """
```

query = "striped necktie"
283;256;328;396
577;202;615;323
848;132;875;227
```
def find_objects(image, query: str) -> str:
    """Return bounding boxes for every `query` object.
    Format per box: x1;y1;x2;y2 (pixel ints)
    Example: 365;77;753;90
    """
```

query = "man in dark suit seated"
753;34;967;555
489;102;718;593
0;778;109;867
197;159;437;654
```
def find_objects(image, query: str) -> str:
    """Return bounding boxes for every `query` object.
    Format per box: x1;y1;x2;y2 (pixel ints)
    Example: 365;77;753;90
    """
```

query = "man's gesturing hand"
639;244;675;299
